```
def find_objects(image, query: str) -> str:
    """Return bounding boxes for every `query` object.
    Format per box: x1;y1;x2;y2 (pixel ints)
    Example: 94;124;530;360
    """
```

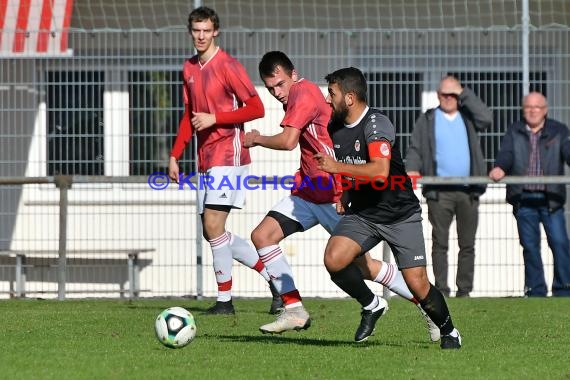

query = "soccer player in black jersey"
315;67;461;348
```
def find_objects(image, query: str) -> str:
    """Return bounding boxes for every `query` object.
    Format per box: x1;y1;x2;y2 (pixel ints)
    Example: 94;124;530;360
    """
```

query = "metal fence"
2;28;570;178
0;175;567;299
2;24;570;298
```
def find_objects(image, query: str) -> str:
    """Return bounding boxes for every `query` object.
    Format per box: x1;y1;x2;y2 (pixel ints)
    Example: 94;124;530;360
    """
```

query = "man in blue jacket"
490;91;570;297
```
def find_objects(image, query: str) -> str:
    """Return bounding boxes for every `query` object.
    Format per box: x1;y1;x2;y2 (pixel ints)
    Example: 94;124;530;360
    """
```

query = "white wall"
0;86;554;299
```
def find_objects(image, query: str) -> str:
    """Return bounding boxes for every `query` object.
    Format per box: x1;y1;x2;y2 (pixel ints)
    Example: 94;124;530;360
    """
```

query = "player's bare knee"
201;219;225;241
250;228;267;248
251;226;277;248
323;249;346;273
323;255;337;273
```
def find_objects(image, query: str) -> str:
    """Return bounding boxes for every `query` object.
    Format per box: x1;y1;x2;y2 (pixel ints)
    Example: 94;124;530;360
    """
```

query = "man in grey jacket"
489;91;570;297
406;76;492;297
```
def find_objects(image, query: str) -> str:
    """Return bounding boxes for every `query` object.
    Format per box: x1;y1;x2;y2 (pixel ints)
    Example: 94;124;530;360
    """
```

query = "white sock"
209;232;232;302
416;303;428;315
374;262;414;301
363;295;380;311
228;232;270;281
258;245;297;295
285;302;303;309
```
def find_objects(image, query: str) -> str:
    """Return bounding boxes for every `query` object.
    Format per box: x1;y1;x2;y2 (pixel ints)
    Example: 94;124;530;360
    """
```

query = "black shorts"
332;212;427;269
267;210;304;238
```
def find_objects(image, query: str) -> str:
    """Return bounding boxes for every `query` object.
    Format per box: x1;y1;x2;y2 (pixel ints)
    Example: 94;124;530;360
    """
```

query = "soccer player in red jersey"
245;52;438;341
168;7;280;315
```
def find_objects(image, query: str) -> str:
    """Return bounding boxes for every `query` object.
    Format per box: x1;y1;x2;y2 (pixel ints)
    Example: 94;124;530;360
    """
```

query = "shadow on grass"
210;333;412;348
125;302;215;313
125;303;281;317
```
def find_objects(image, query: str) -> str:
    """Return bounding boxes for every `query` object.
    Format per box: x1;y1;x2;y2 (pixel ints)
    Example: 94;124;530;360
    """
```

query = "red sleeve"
281;84;316;130
170;106;193;160
368;140;392;159
215;94;265;125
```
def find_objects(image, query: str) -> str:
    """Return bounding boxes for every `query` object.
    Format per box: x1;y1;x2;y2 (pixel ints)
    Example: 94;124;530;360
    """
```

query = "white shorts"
197;165;249;214
271;195;341;234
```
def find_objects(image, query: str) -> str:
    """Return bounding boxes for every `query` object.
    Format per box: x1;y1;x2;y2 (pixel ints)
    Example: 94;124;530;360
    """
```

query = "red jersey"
282;79;340;204
174;48;260;172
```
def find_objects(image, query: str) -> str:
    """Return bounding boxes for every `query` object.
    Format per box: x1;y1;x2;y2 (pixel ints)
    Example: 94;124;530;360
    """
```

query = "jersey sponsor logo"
187;76;194;84
379;142;391;158
341;156;367;165
354;140;361;152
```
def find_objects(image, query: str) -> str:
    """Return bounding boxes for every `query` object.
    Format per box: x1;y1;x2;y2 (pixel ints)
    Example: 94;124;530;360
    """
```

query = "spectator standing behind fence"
406;76;492;297
168;6;282;315
489;92;570;297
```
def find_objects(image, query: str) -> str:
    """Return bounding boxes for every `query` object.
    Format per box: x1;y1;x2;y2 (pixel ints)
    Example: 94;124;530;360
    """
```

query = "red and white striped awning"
0;0;74;56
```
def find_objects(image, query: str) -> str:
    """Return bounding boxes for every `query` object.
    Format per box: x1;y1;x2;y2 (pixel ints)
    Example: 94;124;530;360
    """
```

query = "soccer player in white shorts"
244;52;439;340
168;6;279;315
196;166;248;214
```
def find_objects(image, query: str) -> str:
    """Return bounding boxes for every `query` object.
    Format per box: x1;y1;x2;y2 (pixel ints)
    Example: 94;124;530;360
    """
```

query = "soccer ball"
154;307;197;348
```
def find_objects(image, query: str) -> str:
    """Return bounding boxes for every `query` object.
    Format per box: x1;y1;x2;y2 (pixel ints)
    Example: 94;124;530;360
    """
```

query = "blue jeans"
515;204;570;296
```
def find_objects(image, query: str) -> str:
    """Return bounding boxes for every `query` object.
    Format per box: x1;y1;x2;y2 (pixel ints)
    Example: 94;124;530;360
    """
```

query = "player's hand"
244;129;260;148
168;157;180;183
314;152;337;173
336;200;346;215
337;191;349;215
489;167;505;182
191;112;216;131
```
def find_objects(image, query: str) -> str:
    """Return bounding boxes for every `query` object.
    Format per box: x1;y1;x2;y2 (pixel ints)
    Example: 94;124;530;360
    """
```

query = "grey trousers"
427;191;479;296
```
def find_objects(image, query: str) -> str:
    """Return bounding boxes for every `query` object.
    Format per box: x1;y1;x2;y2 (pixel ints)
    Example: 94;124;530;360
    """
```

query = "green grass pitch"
1;297;568;379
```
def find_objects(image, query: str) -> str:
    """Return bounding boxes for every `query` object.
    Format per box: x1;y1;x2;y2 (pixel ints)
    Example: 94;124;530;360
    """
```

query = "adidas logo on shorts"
219;193;228;199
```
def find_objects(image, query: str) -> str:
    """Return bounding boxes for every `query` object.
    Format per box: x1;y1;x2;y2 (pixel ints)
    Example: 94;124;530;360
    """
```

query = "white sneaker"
417;304;440;342
259;306;311;334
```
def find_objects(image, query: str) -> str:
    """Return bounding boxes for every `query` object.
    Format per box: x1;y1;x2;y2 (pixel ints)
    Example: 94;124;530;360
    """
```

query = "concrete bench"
0;249;155;298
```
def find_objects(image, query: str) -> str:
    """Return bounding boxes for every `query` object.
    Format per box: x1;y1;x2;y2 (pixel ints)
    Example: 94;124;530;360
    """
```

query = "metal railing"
1;175;569;299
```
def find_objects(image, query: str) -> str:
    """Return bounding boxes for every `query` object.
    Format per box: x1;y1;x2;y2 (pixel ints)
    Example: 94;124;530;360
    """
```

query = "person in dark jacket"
406;76;492;297
489;91;570;297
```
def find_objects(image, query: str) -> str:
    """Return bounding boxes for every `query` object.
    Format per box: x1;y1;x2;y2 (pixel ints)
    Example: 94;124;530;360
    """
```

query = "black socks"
330;263;375;307
419;284;454;335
